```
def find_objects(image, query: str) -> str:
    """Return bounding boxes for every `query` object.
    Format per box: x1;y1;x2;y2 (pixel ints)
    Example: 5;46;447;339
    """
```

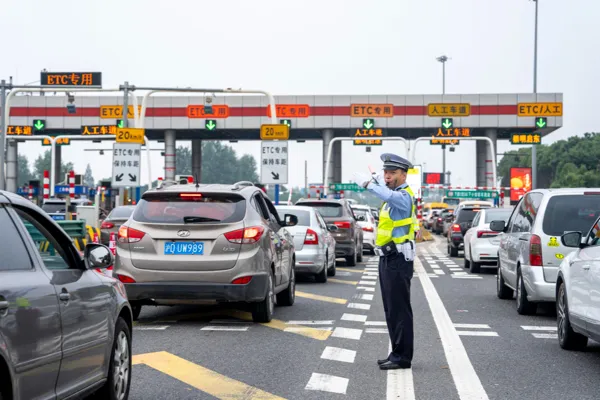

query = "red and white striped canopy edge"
43;170;50;199
69;171;75;199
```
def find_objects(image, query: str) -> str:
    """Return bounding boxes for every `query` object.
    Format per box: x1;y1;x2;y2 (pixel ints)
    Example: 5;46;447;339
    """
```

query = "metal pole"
531;0;539;189
304;160;308;198
274;184;280;205
441;59;446;188
0;80;6;190
119;82;129;206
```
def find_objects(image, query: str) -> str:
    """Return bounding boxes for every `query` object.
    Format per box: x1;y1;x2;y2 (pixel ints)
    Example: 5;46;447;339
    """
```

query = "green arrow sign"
116;119;124;128
329;183;366;192
445;189;497;199
280;119;291;128
33;119;45;131
363;118;374;129
536;117;547;128
205;120;216;131
442;118;453;129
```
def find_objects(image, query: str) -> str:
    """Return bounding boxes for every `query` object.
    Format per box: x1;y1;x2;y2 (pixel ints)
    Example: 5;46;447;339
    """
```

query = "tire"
95;317;132;400
449;245;458;258
327;253;336;276
463;253;471;269
252;271;275;323
469;250;481;273
277;266;296;306
496;263;514;299
346;250;357;266
516;269;537;315
131;303;142;321
315;260;328;283
557;282;588;350
357;244;364;263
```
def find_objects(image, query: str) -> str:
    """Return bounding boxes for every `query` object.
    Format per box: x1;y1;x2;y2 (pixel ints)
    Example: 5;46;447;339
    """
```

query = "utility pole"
436;55;448;189
118;81;130;206
531;0;539;189
0;80;7;190
304;160;308;199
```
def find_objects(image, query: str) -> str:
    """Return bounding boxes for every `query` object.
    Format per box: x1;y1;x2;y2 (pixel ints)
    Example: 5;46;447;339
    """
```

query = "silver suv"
114;180;297;323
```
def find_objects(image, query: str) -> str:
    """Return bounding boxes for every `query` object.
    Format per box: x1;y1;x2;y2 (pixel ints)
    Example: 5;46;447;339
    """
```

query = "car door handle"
59;291;70;302
583;264;591;270
0;301;9;311
519;237;528;242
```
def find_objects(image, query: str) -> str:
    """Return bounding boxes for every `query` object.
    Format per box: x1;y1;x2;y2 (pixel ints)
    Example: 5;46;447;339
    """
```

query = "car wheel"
131;303;142;321
496;262;514;299
516;269;537;315
327;252;336;276
315;260;328;283
357;244;364;262
463;253;471;269
557;282;588;350
95;317;132;400
252;271;275;323
469;250;481;273
346;249;357;266
277;266;296;306
449;245;458;258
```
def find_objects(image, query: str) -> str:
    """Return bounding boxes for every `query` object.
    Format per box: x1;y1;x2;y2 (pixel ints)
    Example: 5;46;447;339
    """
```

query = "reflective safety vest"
376;185;419;246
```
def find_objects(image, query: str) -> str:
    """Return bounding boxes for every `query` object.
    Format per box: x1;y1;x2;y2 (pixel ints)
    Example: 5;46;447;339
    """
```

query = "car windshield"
133;193;246;224
275;208;311;226
443;198;461;206
456;209;480;223
484;209;512;223
108;206;135;219
297;202;343;218
543;194;600;236
42;203;66;213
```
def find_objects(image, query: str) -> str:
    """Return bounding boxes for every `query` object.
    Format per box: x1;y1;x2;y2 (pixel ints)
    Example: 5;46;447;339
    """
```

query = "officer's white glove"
371;174;383;185
351;172;372;188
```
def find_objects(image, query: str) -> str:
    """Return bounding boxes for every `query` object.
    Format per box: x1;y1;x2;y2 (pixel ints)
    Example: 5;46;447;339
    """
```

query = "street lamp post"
531;0;539;189
436;55;449;187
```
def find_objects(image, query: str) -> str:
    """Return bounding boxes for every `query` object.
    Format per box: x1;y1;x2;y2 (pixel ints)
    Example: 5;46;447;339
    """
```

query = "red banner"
510;167;532;202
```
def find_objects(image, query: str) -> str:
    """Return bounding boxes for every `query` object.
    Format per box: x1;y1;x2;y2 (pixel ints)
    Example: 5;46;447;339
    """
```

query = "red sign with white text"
510;167;532;202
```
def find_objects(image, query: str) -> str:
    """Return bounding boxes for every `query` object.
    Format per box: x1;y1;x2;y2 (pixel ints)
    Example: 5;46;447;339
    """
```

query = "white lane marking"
209;319;252;324
366;328;388;333
357;293;374;301
362;275;378;280
348;302;371;310
386;341;415;400
363;272;379;276
332;327;363;340
285;327;333;333
453;324;491;329
452;276;483;279
428;274;440;278
453;272;468;276
201;326;249;331
457;331;499;337
365;321;387;326
135;325;170;331
335;271;352;277
359;280;377;286
321;346;357;363
521;326;558;331
286;320;335;325
448;267;463;271
415;257;489;400
434;270;445;275
305;372;349;394
341;313;368;322
532;333;558;339
365;267;378;270
357;286;376;292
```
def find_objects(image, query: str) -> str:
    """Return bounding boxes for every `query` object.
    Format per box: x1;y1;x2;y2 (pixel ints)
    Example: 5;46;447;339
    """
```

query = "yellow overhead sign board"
517;102;562;117
116;128;145;144
427;103;471;117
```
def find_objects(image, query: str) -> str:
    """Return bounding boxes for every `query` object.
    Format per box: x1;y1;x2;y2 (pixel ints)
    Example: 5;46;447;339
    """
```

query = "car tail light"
334;221;351;229
101;221;114;229
530;234;543;266
224;226;265;244
362;226;374;232
232;276;253;285
118;226;145;243
116;274;136;284
437;218;442;222
179;193;202;198
584;192;600;195
477;230;498;238
304;229;319;245
451;224;461;232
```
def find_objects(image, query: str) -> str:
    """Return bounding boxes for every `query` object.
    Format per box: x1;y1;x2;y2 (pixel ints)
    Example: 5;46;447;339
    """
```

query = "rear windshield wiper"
183;216;221;223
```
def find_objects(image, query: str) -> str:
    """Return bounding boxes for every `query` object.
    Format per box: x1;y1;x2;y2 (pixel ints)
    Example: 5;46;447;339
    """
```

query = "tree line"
497;132;600;188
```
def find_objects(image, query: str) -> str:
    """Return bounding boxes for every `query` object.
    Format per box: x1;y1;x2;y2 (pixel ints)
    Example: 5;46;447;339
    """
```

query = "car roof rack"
156;179;181;189
232;181;255;191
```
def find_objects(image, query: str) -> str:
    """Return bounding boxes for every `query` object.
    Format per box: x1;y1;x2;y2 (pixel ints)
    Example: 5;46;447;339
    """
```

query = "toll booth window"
0;206;33;271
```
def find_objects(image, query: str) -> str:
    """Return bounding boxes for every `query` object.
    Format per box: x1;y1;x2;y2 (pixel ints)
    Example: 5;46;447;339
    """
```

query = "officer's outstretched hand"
351;172;371;188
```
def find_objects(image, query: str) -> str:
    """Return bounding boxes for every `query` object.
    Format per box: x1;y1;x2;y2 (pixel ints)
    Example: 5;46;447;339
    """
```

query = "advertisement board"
423;172;444;185
510;167;532;204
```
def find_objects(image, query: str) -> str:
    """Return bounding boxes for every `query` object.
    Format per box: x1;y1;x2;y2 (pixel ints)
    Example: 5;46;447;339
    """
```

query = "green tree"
33;150;74;183
83;164;95;187
17;154;34;186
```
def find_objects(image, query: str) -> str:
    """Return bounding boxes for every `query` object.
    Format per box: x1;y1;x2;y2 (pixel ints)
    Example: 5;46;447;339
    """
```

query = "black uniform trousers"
378;251;414;364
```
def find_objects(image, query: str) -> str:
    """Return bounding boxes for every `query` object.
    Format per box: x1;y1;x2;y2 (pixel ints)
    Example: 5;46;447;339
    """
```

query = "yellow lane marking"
328;278;358;286
337;268;365;273
225;310;331;340
296;291;348;305
133;351;286;399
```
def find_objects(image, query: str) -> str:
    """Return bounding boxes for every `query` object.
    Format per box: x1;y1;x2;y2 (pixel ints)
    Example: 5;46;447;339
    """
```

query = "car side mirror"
561;231;583;248
327;224;338;232
489;220;506;232
84;243;113;270
283;214;298;227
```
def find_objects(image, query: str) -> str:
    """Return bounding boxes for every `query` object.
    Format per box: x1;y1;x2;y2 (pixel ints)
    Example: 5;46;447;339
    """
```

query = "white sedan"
463;208;513;273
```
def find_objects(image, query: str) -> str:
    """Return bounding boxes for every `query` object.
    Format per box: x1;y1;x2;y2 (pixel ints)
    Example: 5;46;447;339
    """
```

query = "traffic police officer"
352;153;418;370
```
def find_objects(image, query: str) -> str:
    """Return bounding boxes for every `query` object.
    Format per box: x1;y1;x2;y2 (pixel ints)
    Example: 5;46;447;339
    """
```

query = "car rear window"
275;208;311;226
456;209;480;223
133;192;246;224
297;202;343;218
108;207;135;219
42;203;66;213
542;195;600;236
484;209;512;223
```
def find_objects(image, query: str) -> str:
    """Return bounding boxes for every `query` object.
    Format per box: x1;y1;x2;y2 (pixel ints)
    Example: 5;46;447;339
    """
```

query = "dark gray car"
0;190;133;400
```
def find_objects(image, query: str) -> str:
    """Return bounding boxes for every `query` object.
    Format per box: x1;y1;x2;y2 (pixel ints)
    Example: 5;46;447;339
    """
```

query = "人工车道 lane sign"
445;189;497;199
112;143;142;187
260;141;288;184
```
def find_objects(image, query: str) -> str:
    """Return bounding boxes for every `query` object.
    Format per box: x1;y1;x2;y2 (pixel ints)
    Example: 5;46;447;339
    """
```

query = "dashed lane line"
305;372;349;395
337;267;366;273
328;278;358;285
134;325;170;331
286;320;335;325
365;328;388;334
364;321;387;326
331;327;363;340
348;302;371;311
341;313;368;322
296;291;348;305
386;341;415;400
201;326;249;332
225;310;332;340
358;280;377;286
357;286;376;292
321;346;357;363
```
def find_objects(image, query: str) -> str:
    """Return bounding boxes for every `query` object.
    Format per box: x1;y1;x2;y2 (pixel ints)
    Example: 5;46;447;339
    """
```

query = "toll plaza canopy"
4;93;563;141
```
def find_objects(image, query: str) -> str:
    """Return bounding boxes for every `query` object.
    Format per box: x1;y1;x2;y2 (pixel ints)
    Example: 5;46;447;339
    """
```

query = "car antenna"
194;173;200;189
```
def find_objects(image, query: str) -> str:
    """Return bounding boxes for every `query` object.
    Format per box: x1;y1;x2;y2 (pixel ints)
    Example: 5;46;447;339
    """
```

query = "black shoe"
377;358;389;366
379;360;411;370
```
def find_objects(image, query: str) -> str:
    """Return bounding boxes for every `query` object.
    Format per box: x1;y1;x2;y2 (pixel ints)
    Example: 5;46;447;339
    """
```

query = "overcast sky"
3;0;598;188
